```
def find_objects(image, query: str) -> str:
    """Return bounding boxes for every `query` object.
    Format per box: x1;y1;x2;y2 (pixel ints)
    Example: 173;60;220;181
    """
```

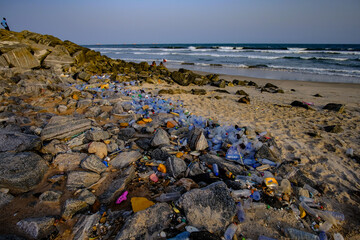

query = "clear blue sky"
1;0;360;44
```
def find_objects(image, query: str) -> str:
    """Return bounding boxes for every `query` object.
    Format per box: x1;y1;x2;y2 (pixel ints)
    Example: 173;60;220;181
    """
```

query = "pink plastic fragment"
150;173;159;182
116;191;128;204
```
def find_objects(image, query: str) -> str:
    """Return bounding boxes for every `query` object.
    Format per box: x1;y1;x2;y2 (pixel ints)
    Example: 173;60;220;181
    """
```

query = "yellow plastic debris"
264;177;278;189
170;112;180;117
72;94;79;100
104;140;111;144
137;120;146;125
176;152;184;158
131;197;155;213
299;205;307;218
158;164;167;173
167;120;176;128
143;118;152;123
142;105;149;110
228;83;234;87
100;83;109;89
120;122;129;127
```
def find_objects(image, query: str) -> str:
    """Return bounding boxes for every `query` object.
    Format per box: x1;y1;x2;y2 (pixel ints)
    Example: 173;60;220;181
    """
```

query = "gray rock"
85;130;110;141
66;132;86;148
39;190;62;203
41;116;92;141
323;103;345;113
107;142;119;153
166;157;187;178
53;153;87;171
111;151;142;169
72;213;101;240
112;102;124;114
77;71;92;82
200;154;244;175
177;181;236;232
118;128;136;140
78;189;97;205
255;144;280;162
0;129;41;153
41;139;70;155
2;47;40;69
0;152;48;193
17;217;56;239
85;106;102;118
62;199;88;220
81;154;107;174
188;128;208;151
324;125;343;133
115;203;172;240
188;162;205;176
77;99;92;109
0;192;14;208
99;165;135;204
151;128;170;147
57;105;68;113
66;171;100;189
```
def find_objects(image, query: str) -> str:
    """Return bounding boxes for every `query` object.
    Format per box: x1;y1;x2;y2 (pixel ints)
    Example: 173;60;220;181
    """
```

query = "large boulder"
188;128;208;151
52;152;87;171
41;116;92;141
43;51;74;70
115;203;172;240
170;71;195;86
177;181;236;233
110;151;142;169
0;152;48;193
1;47;40;69
0;130;41;153
17;217;57;239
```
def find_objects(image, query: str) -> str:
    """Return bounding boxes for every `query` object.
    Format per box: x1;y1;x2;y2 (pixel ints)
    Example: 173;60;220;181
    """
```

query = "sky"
1;0;360;45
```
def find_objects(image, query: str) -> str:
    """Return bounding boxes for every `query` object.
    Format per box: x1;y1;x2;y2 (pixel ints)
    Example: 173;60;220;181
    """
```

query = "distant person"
151;61;156;67
1;18;10;31
159;61;164;66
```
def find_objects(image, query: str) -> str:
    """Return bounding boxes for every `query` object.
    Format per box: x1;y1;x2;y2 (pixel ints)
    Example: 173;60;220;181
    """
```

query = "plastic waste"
299;201;318;217
157;163;167;173
232;189;252;199
258;236;277;240
226;145;243;162
116;191;128;204
168;231;190;240
251;191;261;201
319;231;328;240
333;233;344;240
185;226;199;233
236;202;245;222
224;223;238;240
212;163;219;176
319;221;333;232
316;210;345;225
155;192;181;202
290;204;300;218
303;184;320;196
299;196;315;203
284;228;320;240
131;197;155;213
149;173;159;182
264;177;278;189
279;179;292;194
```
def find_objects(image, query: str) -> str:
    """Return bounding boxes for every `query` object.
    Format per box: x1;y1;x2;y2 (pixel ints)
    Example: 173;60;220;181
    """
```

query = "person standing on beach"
1;18;10;31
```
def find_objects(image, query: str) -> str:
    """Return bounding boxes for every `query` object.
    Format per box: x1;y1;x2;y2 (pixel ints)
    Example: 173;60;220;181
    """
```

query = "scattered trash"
115;191;128;204
131;197;155;213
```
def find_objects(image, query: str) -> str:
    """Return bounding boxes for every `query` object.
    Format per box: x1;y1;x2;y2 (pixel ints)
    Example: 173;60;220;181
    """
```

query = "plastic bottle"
224;223;238;240
212;163;219;176
290;204;300;218
299;201;318;217
258;236;277;240
319;221;333;232
303;184;320;196
168;231;190;240
251;191;261;201
284;228;320;240
299;196;315;203
155;192;181;202
236;202;245;222
226;145;242;161
231;189;252;199
316;210;345;225
319;231;328;240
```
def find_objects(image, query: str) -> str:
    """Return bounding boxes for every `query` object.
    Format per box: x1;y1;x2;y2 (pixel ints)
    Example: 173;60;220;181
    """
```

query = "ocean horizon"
85;43;360;83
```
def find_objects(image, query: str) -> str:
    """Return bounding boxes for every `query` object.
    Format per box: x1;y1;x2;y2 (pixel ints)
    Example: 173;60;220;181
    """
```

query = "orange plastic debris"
137;120;146;125
120;122;129;127
104;140;111;144
131;197;155;212
72;94;79;100
142;105;149;110
167;120;176;128
158;164;167;173
143;118;152;123
176;152;184;158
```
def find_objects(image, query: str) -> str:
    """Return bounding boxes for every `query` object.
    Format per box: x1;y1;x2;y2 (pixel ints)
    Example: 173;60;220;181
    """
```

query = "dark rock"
190;231;221;240
115;203;172;240
170;71;195;86
72;213;101;240
78;189;97;205
62;199;88;220
166;157;187;178
111;151;142;169
200;154;244;175
81;155;107;174
99;165;135;204
158;89;188;95
17;217;57;239
66;171;100;189
291;89;296;92
76;71;92;82
313;93;322;97
232;79;246;86
211;80;226;88
77;99;92;109
0;152;48;193
118;128;136;141
2;47;40;69
39;190;62;203
151;128;170;147
264;83;278;89
188;128;208;151
151;148;172;161
247;81;258;87
177;182;236;232
291;101;312;110
41;116;92;141
235;90;249;96
85;130;110;141
193;78;209;86
0;129;41;153
135;138;152;150
85;106;102;118
191;89;207;95
0;192;14;208
323;103;345;113
214;89;230;94
53;152;87;171
238;96;250;104
188;162;206;177
324;125;343;133
0;235;25;240
255;144;280;162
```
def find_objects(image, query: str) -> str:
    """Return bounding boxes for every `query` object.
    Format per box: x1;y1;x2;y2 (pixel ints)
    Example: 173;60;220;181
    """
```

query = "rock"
115;203;172;240
88;142;108;159
158;89;188;95
77;99;92;109
112;102;124;114
0;234;25;240
0;192;14;208
99;165;135;204
76;71;92;82
67;132;86;148
166;157;187;178
111;151;142;169
211;80;226;88
323;103;345;113
118;128;136;141
188;162;206;176
177;182;236;232
43;51;74;71
191;89;207;95
188;128;208;151
314;93;322;97
41;116;92;141
39;190;62;203
41;139;70;155
200;154;244;175
0;152;48;193
0;129;41;152
57;105;68;113
190;231;220;240
81;154;107;174
255;144;280;162
48;174;66;183
2;47;40;69
170;71;195;86
324;125;343;133
232;79;246;86
151;128;170;147
53;153;87;171
66;171;100;189
72;213;101;240
291;101;312;110
78;189;97;205
238;96;250;104
247;81;258;87
235;90;248;96
214;89;230;94
85;130;110;141
85;106;102;118
62;199;88;220
17;217;57;239
151;148;172;161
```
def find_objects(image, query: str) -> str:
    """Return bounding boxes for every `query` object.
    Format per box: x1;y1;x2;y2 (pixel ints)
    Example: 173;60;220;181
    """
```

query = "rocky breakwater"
0;30;351;240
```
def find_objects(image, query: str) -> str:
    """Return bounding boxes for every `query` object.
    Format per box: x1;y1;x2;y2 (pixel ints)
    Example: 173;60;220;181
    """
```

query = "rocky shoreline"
0;30;359;240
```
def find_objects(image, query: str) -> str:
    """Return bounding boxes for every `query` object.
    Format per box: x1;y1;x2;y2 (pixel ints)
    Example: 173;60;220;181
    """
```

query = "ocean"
85;43;360;83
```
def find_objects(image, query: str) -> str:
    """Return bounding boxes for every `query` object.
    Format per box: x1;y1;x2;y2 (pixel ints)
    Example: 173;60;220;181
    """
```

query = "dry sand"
129;72;360;239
